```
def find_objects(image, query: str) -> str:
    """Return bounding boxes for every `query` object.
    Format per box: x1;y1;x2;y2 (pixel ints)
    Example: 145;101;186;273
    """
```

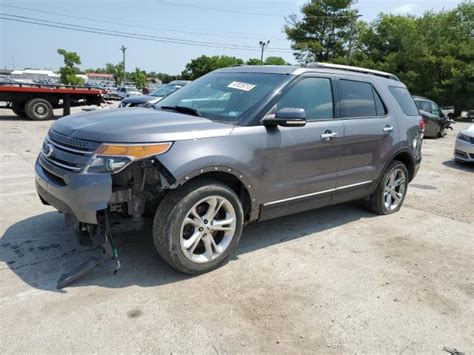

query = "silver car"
454;124;474;163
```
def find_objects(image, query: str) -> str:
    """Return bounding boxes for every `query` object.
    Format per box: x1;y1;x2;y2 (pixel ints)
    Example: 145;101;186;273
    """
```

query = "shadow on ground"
442;159;474;173
1;202;374;292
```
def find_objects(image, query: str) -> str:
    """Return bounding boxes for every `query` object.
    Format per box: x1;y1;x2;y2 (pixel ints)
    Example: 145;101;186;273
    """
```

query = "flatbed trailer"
0;82;103;120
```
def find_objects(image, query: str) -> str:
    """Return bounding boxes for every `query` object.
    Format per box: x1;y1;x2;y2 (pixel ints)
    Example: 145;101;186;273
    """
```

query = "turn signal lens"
96;143;172;158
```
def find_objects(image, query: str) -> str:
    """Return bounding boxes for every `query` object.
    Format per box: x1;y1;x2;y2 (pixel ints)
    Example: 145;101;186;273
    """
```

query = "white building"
10;69;60;82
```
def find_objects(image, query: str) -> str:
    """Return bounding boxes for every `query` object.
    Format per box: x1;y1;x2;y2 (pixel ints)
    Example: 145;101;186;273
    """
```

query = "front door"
259;76;344;219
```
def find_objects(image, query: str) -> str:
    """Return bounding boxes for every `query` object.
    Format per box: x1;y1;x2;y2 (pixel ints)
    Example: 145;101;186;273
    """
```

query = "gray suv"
35;64;423;275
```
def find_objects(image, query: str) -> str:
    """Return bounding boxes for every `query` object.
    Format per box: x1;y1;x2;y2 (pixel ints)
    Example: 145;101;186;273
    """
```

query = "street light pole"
259;40;270;64
120;45;127;85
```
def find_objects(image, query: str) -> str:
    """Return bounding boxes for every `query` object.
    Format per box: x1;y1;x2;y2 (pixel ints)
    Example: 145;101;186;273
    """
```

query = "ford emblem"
43;143;54;157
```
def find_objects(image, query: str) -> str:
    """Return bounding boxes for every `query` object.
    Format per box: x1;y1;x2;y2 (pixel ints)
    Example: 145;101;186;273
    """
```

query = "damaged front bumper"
35;158;112;224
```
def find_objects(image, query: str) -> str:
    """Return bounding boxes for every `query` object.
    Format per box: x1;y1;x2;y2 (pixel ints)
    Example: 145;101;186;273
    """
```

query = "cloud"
392;3;419;15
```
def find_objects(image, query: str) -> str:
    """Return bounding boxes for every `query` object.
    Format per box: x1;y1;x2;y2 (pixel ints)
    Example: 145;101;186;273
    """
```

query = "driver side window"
277;78;334;120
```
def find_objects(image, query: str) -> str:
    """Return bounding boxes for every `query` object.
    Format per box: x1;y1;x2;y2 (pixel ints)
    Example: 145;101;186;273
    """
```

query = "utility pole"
259;40;270;64
120;45;127;85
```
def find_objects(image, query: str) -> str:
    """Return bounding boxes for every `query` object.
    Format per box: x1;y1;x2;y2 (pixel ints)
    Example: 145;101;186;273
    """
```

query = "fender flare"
170;164;260;221
376;147;416;189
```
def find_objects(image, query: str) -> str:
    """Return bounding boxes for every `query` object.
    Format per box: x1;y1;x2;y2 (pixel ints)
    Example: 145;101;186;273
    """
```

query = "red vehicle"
0;83;103;120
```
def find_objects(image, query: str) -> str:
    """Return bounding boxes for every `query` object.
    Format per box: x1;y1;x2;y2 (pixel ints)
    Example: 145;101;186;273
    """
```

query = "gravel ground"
0;106;473;353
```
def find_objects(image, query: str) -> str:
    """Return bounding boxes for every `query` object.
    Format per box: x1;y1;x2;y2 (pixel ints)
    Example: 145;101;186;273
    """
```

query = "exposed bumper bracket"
56;211;121;289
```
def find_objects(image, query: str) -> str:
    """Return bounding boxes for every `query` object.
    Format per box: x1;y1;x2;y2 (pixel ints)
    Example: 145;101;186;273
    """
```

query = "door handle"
321;131;339;140
383;125;394;133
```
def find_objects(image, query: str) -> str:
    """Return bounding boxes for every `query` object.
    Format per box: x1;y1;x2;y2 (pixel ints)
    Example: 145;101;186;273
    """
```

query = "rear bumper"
35;158;112;224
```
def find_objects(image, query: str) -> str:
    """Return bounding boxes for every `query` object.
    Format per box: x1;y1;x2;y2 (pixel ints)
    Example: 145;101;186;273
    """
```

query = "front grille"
40;131;101;174
471;137;474;144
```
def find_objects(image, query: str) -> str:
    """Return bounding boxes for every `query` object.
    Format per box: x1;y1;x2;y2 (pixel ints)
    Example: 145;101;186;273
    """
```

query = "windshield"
156;72;288;122
151;84;183;97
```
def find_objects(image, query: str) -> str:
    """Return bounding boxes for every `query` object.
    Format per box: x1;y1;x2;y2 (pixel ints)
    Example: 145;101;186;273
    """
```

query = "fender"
160;160;261;221
373;146;416;192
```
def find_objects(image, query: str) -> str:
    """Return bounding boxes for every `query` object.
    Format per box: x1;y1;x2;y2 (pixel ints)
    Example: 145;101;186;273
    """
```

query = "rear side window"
339;80;386;118
389;86;419;116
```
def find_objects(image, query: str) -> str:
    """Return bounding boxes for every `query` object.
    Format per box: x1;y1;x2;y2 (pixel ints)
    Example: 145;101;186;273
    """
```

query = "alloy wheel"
180;196;236;264
383;168;406;211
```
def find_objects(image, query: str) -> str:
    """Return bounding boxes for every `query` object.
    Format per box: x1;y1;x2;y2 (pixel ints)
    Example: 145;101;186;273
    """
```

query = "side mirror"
263;108;307;127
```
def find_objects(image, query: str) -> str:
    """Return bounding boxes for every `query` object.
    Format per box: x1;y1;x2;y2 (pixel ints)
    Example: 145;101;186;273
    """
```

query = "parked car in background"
460;110;474;121
441;106;455;119
118;80;191;108
35;64;423;276
413;96;452;138
115;86;143;99
454;124;474;163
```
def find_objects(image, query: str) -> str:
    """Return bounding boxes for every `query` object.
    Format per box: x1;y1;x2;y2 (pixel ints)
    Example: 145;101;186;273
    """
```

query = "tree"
284;0;359;63
246;56;288;65
246;58;262;65
349;1;474;113
264;56;288;65
57;48;84;85
129;67;148;89
181;55;244;80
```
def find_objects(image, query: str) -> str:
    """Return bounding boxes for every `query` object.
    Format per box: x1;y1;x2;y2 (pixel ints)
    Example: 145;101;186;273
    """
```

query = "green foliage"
246;56;288;65
246;58;262;65
129;67;148;89
180;55;244;80
57;48;84;85
285;0;474;112
284;0;359;63
264;56;288;65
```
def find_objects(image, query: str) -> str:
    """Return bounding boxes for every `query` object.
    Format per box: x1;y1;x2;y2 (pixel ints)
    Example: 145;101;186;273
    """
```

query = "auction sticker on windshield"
227;81;256;92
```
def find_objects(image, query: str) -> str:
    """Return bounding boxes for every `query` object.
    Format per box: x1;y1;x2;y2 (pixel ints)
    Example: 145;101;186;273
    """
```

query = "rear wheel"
153;179;244;274
25;98;53;120
364;161;408;215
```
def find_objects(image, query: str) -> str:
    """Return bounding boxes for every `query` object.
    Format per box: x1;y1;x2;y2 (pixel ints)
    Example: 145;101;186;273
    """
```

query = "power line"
155;0;286;17
0;3;289;41
156;0;357;19
0;14;293;53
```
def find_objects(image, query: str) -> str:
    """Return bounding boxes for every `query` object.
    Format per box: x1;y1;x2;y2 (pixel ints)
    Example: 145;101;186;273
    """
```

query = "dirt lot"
0;107;473;353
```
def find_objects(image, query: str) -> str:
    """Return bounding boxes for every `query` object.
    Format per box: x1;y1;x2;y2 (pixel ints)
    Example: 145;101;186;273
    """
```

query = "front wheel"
364;161;409;215
153;180;244;274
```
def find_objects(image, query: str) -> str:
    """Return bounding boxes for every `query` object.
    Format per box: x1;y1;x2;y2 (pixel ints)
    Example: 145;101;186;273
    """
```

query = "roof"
86;73;114;79
412;95;433;102
216;64;400;82
11;69;59;77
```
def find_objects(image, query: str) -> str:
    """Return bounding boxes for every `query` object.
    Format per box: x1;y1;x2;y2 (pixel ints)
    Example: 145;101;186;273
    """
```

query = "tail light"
419;117;425;131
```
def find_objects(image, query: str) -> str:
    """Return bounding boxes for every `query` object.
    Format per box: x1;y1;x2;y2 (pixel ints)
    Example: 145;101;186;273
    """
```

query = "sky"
0;0;465;75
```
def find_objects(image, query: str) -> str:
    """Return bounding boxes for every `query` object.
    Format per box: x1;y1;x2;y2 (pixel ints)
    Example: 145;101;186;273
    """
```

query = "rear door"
260;75;344;219
332;77;399;203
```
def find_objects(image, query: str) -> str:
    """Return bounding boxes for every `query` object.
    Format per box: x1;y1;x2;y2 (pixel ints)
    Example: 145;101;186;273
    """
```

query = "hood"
462;124;474;137
121;95;160;104
51;108;234;143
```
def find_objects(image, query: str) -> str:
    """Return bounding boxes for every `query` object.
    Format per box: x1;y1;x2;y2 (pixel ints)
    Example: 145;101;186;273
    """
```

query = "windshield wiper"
160;105;201;117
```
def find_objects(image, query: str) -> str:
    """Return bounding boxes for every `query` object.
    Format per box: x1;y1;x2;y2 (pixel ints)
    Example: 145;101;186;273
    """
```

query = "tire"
25;98;53;120
152;179;244;274
364;160;409;215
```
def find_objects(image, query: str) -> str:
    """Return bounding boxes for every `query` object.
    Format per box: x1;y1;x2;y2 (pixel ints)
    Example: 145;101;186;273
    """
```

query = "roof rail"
305;62;400;81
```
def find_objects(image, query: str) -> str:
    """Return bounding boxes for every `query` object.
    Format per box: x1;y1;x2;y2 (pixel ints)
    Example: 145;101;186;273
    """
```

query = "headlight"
85;142;172;174
457;133;471;142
